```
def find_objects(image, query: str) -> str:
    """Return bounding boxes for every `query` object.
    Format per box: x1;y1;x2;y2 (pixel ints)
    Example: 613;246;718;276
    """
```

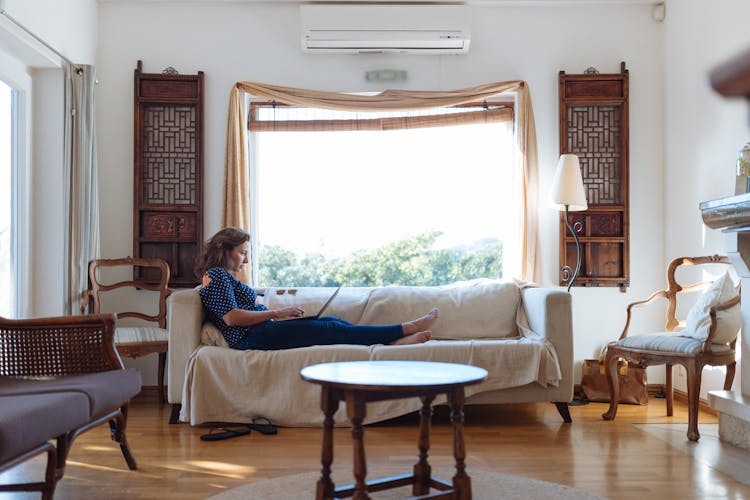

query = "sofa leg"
554;402;572;423
169;404;182;424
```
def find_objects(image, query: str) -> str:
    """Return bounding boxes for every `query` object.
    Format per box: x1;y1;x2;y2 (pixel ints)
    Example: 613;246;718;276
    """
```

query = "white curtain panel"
63;63;100;315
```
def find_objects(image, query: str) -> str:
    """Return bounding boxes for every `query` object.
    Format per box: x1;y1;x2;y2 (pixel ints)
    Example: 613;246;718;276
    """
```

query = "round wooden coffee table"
300;360;488;500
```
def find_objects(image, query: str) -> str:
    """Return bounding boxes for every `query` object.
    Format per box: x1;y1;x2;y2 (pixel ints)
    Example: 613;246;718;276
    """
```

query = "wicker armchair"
0;313;141;498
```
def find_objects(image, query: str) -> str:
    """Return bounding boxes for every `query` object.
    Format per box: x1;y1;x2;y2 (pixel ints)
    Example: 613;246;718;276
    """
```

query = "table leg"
317;386;339;500
345;391;370;500
413;394;435;496
448;387;472;500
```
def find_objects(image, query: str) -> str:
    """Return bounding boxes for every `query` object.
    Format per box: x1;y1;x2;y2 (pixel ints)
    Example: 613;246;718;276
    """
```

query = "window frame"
247;99;515;286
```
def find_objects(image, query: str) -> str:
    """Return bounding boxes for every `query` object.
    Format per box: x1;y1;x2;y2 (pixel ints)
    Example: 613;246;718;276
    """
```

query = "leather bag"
581;357;648;405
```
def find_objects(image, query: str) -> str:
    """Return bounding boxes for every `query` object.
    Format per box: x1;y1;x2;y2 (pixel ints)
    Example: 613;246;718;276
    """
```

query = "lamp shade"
549;154;588;211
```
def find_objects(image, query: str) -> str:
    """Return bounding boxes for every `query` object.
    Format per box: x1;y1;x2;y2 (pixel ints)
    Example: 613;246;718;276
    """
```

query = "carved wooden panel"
566;105;622;205
141;213;197;239
590;213;622;237
559;63;629;290
142;106;197;205
134;61;203;287
139;80;199;99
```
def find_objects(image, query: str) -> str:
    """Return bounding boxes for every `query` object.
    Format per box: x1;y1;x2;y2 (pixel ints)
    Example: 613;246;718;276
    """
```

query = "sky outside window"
0;80;13;317
256;121;513;260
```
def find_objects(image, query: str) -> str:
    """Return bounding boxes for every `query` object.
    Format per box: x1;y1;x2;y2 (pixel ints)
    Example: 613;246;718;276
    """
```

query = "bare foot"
402;308;439;335
390;330;432;346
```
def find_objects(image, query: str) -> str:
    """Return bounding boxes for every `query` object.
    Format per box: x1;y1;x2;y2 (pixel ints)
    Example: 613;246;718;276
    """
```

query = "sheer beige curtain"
223;81;540;284
63;63;100;314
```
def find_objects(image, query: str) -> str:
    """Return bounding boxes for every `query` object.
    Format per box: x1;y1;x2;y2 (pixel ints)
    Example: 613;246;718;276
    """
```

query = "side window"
0;80;15;316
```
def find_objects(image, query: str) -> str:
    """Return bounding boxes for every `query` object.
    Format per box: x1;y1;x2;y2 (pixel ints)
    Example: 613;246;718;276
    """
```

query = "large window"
0;80;15;316
252;104;514;287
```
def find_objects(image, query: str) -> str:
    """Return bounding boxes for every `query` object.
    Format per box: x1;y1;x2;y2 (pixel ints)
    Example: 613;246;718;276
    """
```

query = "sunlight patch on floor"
66;460;138;475
80;444;115;452
182;460;258;479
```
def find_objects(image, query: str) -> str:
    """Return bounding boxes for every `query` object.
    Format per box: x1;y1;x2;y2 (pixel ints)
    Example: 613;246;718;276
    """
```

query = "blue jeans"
235;316;404;351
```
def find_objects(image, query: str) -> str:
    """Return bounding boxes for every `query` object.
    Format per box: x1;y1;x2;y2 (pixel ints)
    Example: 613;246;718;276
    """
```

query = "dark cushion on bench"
0;393;90;464
0;369;141;417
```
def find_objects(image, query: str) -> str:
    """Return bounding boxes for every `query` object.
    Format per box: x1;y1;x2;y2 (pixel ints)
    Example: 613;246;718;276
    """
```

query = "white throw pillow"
201;322;229;348
684;272;740;345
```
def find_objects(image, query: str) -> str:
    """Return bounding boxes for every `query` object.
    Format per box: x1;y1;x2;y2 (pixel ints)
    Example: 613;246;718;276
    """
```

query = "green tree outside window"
259;231;502;287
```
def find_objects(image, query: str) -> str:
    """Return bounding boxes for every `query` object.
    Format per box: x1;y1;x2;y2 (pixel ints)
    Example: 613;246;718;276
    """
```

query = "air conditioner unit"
300;4;471;55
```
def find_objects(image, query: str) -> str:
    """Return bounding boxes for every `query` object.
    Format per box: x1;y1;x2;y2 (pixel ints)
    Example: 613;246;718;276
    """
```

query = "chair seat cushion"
0;369;142;416
616;333;732;354
115;326;168;345
0;392;90;464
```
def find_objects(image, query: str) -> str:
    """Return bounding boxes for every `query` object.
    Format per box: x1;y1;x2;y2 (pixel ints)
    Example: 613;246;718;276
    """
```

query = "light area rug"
209;466;603;499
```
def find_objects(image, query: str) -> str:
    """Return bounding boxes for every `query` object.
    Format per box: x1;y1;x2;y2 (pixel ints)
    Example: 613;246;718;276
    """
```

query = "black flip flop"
200;426;251;441
248;417;277;435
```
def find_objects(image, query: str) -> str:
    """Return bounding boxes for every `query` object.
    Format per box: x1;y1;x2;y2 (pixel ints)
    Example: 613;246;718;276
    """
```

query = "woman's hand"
273;307;305;320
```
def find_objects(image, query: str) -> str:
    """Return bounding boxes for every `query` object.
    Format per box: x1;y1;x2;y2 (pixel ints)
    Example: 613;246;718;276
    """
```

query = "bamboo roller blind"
248;102;513;132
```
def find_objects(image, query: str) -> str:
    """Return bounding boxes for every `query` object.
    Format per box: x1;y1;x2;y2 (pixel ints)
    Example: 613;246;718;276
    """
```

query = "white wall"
0;0;98;316
95;2;665;385
664;0;750;396
29;68;65;316
1;0;97;65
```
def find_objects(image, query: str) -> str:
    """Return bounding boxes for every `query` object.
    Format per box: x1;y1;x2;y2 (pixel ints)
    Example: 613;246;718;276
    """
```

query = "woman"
195;227;438;350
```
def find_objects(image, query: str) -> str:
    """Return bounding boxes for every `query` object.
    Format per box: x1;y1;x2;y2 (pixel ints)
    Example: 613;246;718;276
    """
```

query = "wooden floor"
2;394;750;499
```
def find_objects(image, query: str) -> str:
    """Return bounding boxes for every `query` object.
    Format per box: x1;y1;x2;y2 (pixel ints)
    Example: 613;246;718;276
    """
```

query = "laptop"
278;286;342;321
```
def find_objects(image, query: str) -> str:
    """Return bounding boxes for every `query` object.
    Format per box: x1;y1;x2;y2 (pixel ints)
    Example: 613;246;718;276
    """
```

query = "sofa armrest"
521;287;573;397
167;289;204;404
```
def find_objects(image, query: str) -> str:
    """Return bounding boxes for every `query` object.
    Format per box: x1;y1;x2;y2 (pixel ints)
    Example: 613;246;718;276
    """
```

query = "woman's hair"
194;227;250;277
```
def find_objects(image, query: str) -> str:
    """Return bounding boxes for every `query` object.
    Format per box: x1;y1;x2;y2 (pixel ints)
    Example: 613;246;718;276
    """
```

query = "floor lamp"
549;154;588;292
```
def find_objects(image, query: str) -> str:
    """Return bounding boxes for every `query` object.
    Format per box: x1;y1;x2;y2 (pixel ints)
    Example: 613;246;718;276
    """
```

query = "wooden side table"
300;360;488;500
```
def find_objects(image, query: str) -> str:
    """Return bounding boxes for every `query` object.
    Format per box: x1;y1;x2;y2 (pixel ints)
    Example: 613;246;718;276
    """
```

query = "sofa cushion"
361;279;520;340
262;287;372;325
0;369;142;416
203;281;521;345
0;392;90;464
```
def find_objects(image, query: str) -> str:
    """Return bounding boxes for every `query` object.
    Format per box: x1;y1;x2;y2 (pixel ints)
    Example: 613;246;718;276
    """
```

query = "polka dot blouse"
199;267;268;347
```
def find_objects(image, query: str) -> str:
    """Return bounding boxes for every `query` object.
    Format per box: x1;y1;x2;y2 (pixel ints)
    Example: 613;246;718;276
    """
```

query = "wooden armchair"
0;313;141;498
602;255;741;441
82;257;171;404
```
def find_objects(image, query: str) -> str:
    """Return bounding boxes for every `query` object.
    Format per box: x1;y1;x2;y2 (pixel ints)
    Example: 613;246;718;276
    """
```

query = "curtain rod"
0;8;76;68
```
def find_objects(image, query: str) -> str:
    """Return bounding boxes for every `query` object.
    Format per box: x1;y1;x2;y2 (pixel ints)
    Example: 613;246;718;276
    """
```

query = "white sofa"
167;279;573;427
